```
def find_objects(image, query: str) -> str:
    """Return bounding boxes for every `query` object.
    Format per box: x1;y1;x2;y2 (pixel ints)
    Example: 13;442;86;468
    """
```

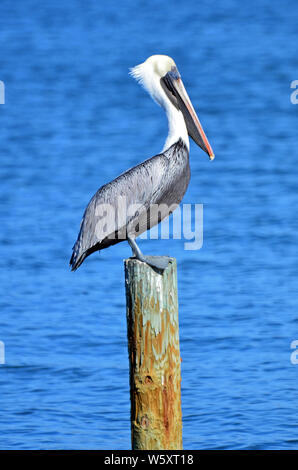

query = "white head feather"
130;55;189;151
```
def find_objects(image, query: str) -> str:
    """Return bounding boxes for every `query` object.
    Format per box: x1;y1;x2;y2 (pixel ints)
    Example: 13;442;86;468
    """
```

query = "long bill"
161;68;215;160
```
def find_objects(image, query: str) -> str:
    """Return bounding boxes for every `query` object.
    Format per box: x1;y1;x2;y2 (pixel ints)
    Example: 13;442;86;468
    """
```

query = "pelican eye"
169;65;180;80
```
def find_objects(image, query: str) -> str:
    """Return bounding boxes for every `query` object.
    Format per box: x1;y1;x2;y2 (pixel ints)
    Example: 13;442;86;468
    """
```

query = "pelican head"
130;55;214;160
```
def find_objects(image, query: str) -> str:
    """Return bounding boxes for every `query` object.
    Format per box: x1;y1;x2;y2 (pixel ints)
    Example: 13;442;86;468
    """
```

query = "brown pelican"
70;55;214;271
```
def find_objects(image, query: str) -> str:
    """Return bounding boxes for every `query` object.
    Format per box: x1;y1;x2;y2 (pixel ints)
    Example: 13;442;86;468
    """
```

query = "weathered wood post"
124;256;183;450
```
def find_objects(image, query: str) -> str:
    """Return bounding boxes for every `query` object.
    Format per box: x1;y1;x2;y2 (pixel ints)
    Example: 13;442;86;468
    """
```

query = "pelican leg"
127;235;170;271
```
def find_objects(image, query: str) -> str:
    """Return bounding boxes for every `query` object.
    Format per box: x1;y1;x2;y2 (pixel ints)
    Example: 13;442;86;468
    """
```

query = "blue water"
1;0;298;450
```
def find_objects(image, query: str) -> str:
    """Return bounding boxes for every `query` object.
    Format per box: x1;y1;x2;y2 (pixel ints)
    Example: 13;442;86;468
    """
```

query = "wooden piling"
124;257;183;450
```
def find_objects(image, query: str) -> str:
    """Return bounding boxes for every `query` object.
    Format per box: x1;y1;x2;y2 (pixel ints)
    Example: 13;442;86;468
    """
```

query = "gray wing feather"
71;153;169;265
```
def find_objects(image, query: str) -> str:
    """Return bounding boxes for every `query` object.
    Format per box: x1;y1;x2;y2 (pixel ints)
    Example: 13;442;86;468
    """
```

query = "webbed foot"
142;255;171;271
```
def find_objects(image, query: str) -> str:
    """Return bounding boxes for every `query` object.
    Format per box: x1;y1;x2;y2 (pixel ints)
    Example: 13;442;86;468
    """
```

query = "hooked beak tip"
209;153;215;161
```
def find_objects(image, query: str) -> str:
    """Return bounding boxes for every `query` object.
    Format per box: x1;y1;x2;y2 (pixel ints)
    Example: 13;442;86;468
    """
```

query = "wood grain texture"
125;257;182;450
